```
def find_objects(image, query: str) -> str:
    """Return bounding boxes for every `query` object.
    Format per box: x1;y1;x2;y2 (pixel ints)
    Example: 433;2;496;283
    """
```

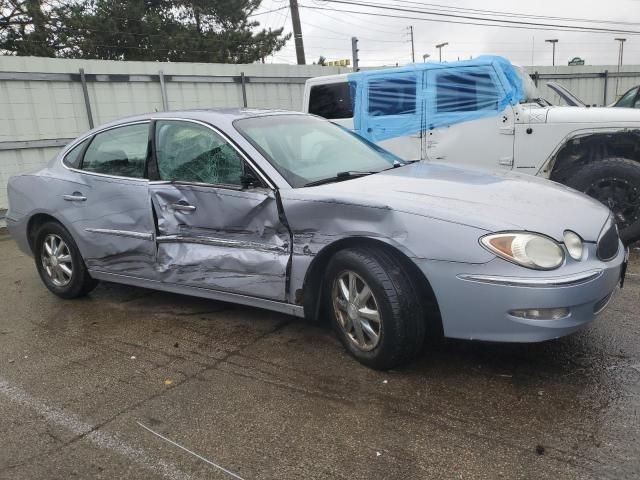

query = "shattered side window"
309;82;353;119
435;71;500;113
155;120;243;186
368;77;416;116
81;123;149;178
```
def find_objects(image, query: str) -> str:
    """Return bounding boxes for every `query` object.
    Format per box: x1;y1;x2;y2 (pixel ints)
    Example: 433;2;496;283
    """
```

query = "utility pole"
615;38;626;98
409;25;415;63
436;42;448;62
545;39;558;66
351;36;359;71
289;0;306;65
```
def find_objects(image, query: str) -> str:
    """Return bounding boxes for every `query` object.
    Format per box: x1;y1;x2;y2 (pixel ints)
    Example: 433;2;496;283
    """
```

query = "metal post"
78;68;94;129
409;25;415;63
533;71;539;87
603;70;609;106
240;72;248;108
351;37;359;72
436;42;448;62
289;0;306;64
545;39;558;66
615;38;626;98
158;70;169;111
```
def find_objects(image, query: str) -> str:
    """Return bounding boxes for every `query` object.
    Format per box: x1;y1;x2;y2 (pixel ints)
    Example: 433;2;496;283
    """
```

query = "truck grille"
597;220;619;261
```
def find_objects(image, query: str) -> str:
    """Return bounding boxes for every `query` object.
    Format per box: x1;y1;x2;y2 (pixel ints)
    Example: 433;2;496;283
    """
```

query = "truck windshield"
513;65;546;103
234;115;402;188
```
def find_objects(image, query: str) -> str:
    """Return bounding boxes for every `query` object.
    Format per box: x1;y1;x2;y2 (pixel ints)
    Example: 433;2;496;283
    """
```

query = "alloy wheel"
332;270;382;351
41;234;73;287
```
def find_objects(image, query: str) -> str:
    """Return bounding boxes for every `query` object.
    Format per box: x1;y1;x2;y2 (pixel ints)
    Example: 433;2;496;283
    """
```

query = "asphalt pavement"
0;231;638;479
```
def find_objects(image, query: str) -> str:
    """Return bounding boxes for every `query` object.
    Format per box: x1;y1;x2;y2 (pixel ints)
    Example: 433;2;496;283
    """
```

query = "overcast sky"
251;0;640;67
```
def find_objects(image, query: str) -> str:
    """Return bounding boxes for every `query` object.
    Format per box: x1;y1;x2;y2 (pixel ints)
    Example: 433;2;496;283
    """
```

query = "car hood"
545;105;640;124
305;162;611;242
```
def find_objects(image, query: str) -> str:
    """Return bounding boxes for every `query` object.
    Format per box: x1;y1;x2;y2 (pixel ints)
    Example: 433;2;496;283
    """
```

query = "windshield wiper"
304;170;376;187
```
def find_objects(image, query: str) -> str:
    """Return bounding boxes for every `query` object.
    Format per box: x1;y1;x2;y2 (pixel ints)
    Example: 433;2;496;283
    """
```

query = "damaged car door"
148;119;290;301
65;122;157;277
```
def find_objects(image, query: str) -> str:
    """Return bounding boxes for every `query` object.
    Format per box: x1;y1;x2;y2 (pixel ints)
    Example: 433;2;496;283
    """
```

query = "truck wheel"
564;158;640;245
323;247;425;370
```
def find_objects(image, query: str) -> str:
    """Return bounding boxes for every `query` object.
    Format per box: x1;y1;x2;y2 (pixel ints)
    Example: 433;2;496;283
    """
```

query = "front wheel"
34;221;98;299
324;247;425;369
565;158;640;245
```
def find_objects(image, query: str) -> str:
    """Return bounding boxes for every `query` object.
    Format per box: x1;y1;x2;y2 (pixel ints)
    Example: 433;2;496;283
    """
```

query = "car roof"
94;108;303;131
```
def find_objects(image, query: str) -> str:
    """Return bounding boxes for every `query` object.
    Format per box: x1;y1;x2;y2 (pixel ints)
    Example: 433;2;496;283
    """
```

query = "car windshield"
234;114;402;187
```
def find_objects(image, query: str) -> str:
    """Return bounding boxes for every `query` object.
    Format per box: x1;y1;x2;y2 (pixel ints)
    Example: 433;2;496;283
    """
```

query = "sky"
250;0;640;67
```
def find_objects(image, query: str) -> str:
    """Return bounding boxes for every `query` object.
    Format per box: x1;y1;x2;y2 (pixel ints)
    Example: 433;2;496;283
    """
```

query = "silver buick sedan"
6;110;627;369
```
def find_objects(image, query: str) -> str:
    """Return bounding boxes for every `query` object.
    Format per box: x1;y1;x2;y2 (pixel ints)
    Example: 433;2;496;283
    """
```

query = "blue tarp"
347;55;524;142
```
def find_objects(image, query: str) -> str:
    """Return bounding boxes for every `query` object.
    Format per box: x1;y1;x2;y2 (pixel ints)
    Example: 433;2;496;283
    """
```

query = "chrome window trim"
150;117;276;190
457;269;603;287
60;120;151;183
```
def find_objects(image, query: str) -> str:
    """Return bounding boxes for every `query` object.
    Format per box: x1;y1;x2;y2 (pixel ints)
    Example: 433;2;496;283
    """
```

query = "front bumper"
417;242;626;342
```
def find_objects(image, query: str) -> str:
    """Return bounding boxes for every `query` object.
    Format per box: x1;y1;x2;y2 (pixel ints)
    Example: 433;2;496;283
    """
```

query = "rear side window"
368;77;416;117
435;71;500;113
63;139;88;169
308;82;353;119
81;123;149;178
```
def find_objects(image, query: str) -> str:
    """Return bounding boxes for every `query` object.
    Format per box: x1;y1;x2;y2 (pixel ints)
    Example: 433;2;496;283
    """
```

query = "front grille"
597;220;619;261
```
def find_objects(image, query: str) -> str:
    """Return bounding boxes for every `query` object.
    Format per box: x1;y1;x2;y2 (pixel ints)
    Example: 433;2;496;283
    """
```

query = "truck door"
358;71;423;161
423;66;515;170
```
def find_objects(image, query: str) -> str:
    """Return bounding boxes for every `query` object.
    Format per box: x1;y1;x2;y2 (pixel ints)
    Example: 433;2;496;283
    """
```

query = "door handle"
63;192;87;202
171;202;196;212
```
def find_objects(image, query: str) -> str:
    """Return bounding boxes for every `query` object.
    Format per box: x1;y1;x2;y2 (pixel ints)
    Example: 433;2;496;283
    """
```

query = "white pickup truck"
302;58;640;244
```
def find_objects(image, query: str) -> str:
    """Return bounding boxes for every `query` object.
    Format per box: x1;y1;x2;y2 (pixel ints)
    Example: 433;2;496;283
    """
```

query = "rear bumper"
417;243;625;342
6;214;32;256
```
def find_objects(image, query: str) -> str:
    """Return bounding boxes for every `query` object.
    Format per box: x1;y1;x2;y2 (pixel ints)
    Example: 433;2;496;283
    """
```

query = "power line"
317;0;640;35
302;3;640;35
249;6;289;17
302;5;405;36
385;0;640;27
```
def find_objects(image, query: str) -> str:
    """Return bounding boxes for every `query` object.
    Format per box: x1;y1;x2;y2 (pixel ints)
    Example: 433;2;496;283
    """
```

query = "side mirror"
240;171;260;189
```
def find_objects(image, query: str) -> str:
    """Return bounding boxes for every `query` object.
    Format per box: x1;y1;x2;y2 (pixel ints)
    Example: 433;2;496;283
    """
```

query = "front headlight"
480;232;565;270
563;230;583;260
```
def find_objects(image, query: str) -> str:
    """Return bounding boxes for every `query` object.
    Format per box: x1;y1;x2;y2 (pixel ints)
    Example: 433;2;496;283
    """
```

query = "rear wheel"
34;221;98;299
565;158;640;245
324;247;425;369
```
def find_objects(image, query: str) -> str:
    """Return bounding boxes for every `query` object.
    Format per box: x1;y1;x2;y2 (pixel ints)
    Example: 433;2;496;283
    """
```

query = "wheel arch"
301;236;443;335
547;129;640;183
26;213;66;254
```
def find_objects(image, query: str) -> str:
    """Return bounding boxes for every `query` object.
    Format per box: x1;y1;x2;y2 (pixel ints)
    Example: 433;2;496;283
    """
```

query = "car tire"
564;158;640;245
34;221;98;299
324;247;425;369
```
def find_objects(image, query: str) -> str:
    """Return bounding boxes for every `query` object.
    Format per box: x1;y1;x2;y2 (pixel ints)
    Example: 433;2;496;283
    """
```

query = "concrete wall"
1;56;640;209
0;56;351;209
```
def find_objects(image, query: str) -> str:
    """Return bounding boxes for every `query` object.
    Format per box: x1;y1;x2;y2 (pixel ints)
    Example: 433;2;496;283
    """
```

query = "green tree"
0;0;74;56
1;0;290;63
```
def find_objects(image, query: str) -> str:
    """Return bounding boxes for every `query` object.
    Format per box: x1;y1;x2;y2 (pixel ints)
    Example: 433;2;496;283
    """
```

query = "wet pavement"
0;231;638;479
